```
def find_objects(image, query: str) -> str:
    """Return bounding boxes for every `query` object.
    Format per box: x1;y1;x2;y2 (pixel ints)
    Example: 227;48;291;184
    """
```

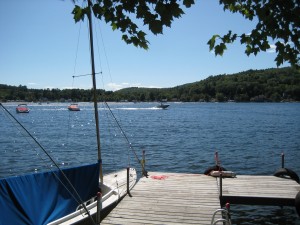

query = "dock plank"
102;173;300;224
220;175;299;197
101;172;221;225
219;175;300;206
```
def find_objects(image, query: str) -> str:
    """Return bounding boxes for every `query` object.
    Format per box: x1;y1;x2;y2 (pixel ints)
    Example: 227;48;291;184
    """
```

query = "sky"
0;0;289;91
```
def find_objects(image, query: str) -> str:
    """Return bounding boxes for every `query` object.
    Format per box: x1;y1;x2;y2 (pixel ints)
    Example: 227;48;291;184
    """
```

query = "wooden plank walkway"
101;172;221;225
219;175;300;206
102;172;300;224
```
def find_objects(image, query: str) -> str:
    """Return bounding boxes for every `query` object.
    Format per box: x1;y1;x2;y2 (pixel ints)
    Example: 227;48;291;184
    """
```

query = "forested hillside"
1;67;299;102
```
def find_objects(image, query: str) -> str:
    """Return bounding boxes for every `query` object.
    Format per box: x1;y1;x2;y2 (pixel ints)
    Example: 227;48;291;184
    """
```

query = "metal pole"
87;0;103;183
281;152;285;168
127;167;132;197
96;192;102;224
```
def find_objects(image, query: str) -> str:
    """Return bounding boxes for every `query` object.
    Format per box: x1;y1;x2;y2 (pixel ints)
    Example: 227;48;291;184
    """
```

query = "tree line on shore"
1;67;299;103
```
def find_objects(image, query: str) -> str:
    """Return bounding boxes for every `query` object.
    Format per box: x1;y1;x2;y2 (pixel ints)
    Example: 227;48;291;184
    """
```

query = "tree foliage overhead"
72;0;300;68
72;0;194;49
208;0;300;68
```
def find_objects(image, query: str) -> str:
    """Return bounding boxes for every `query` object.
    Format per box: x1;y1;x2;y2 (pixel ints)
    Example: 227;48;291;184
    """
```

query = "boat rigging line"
0;106;49;177
72;71;102;78
0;103;97;225
103;102;148;177
93;16;114;84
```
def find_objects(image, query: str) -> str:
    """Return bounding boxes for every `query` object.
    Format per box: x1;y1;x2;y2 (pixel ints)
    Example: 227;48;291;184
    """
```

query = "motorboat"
68;103;80;111
16;104;30;113
156;102;170;109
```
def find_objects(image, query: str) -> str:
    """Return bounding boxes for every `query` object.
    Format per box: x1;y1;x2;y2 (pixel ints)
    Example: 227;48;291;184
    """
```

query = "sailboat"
0;1;137;224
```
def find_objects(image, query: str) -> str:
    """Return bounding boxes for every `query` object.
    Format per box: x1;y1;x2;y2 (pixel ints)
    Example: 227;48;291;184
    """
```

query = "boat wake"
115;107;162;110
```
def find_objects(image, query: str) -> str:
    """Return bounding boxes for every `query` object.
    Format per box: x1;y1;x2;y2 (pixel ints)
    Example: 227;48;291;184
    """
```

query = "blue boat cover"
0;163;99;225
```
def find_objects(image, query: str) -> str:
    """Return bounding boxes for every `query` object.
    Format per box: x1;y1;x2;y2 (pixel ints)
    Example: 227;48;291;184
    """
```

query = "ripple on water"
1;102;300;224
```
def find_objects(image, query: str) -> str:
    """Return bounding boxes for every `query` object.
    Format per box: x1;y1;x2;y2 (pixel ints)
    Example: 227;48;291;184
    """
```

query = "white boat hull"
48;168;137;225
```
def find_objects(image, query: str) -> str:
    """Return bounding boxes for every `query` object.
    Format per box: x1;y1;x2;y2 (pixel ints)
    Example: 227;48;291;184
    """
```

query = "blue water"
1;102;300;224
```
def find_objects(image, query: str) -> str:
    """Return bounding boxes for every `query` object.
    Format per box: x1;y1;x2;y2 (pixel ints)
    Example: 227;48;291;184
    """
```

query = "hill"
114;67;300;102
1;67;299;102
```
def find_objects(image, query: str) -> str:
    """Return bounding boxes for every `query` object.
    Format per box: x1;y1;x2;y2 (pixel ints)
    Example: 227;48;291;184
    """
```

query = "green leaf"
207;35;220;51
215;43;227;56
122;34;129;42
240;34;251;44
139;41;149;50
92;4;104;18
131;37;139;47
275;54;284;67
149;20;163;34
231;33;237;42
222;30;232;43
170;2;184;18
183;0;195;8
103;0;113;8
111;22;118;31
137;31;146;39
72;5;85;22
261;40;270;51
245;45;252;56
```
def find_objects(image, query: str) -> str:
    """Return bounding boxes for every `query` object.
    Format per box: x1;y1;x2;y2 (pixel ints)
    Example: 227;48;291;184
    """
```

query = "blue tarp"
0;163;99;225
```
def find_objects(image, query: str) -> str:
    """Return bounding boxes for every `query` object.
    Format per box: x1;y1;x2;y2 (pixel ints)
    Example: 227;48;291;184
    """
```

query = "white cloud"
61;84;93;90
267;44;276;53
106;82;140;91
61;86;76;89
106;83;125;91
27;82;38;86
145;85;162;89
106;82;162;91
267;41;294;53
44;86;56;89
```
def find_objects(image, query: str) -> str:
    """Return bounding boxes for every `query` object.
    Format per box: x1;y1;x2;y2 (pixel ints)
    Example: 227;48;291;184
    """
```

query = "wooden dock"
101;172;220;224
101;172;300;225
219;175;300;206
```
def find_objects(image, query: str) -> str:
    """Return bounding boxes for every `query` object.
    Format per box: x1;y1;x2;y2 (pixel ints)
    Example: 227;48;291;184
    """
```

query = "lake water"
1;102;300;224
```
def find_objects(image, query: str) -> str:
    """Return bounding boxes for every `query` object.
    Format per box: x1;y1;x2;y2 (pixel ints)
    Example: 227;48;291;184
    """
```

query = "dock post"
220;173;223;199
296;191;300;217
96;192;102;224
127;167;132;197
218;173;226;207
142;150;146;176
281;152;285;168
215;151;220;167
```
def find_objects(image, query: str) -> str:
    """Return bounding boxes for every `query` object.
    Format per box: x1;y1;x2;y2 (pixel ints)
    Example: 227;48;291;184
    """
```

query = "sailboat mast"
87;0;103;183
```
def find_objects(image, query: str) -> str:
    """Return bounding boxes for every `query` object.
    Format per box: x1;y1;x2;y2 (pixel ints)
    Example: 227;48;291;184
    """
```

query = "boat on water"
156;102;170;109
68;103;80;111
48;168;137;225
0;1;138;224
16;104;30;113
